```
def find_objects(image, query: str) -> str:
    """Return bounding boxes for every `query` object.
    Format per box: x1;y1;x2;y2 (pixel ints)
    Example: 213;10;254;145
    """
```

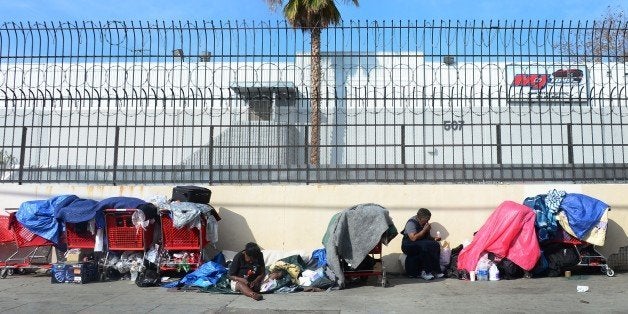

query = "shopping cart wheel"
603;265;615;277
0;268;13;279
380;269;388;287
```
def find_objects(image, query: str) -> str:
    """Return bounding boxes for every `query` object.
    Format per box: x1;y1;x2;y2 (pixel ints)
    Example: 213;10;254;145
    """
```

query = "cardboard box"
72;261;99;284
65;249;82;263
50;262;99;284
50;263;71;283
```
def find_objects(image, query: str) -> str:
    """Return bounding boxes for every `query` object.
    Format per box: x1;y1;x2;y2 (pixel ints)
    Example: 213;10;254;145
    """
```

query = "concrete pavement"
0;270;626;313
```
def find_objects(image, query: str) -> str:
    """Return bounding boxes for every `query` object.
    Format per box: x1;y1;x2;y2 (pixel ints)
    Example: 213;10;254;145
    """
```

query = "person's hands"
434;236;442;241
423;223;431;232
250;277;261;288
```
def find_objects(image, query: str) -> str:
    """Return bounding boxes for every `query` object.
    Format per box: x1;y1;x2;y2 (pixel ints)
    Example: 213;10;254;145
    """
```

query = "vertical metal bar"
567;123;574;165
209;126;214;185
401;125;406;165
112;126;120;185
496;124;502;165
18;127;27;185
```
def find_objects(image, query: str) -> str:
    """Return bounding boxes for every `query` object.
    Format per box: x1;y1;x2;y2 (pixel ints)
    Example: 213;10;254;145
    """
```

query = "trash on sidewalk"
576;285;589;292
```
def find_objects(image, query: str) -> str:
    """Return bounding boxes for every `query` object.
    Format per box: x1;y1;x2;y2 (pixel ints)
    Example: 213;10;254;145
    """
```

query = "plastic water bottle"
489;263;500;281
478;268;489;281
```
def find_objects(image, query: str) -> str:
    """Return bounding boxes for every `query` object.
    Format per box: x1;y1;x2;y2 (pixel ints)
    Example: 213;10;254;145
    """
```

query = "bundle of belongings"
322;203;398;288
162;203;398;294
456;201;540;280
15;193;221;283
16;195;154;251
523;190;610;277
163;248;334;294
151;195;219;246
454;192;610;280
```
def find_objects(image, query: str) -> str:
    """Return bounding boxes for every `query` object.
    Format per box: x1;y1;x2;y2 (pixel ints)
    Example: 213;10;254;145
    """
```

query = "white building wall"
1;55;627;169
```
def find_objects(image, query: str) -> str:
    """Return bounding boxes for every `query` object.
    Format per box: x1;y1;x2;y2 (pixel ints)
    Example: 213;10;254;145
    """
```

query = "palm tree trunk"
310;27;321;166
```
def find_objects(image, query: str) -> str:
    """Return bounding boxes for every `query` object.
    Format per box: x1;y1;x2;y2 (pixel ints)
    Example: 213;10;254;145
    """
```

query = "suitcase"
171;186;220;221
171;186;211;204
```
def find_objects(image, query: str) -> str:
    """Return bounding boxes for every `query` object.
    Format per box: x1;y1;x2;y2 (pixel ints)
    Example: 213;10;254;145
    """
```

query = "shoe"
434;273;445;279
420;271;434;280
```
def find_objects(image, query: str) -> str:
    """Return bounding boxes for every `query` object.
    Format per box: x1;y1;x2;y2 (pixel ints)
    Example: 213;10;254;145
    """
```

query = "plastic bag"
146;244;160;264
135;269;160;287
131;210;149;230
440;241;452;269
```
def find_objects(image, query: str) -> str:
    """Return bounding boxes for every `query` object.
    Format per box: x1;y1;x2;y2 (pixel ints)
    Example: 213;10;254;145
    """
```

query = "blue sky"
0;0;625;23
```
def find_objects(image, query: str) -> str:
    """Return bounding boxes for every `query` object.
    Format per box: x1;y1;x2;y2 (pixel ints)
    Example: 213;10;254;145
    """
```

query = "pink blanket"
457;201;540;272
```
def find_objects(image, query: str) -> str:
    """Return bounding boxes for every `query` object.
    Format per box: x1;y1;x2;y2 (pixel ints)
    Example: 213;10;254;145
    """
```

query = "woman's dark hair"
245;242;262;260
416;208;431;220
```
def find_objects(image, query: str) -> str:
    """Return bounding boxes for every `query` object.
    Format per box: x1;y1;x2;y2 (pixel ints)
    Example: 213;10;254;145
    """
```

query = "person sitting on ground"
228;242;265;300
401;208;444;280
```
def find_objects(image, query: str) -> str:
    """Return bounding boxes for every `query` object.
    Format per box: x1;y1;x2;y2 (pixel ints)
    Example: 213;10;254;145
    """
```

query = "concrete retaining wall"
1;183;626;273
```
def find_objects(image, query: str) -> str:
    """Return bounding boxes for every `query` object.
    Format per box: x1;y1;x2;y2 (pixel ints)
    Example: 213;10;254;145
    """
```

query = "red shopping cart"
0;212;53;278
101;209;154;280
63;221;105;282
343;242;387;287
105;209;153;252
554;229;615;277
65;223;97;250
157;210;207;272
0;215;18;277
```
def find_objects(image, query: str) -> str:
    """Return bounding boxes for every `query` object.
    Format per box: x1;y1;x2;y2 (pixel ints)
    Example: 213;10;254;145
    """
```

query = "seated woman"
401;208;444;280
228;242;265;300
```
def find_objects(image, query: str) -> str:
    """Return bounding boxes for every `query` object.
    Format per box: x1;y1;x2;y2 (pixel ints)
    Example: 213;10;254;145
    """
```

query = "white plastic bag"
440;241;452;268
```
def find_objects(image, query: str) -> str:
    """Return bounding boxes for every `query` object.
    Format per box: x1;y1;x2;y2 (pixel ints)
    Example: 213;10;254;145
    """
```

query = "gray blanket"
322;203;397;288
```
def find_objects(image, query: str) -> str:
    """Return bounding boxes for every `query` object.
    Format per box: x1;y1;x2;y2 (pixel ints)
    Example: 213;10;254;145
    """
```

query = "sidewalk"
0;271;625;313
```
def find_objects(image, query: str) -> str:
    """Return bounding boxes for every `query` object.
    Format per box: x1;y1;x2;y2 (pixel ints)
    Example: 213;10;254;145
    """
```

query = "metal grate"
0;20;626;184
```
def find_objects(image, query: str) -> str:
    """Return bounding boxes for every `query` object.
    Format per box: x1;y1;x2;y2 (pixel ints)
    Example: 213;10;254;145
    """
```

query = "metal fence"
1;20;627;184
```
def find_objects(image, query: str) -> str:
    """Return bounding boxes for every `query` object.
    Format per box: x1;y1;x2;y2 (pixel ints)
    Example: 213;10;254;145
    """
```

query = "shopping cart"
105;209;154;251
65;223;97;250
556;230;615;277
343;242;387;287
102;209;154;279
0;212;53;278
0;215;18;277
157;210;207;273
63;221;106;282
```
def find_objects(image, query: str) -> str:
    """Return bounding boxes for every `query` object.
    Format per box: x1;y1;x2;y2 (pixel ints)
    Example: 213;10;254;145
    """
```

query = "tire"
0;268;8;279
605;267;615;277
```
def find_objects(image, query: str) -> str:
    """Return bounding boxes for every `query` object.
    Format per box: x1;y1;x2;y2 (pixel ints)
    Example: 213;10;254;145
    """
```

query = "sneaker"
420;271;434;280
434;273;445;279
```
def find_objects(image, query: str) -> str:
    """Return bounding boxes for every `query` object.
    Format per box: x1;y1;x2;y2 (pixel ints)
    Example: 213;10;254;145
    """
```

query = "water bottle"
478;268;489;281
489;263;500;281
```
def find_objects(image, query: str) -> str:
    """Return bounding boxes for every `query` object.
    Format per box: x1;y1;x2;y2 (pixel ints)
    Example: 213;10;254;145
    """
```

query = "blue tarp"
560;193;609;239
17;195;147;245
56;196;147;229
16;195;89;244
162;261;227;288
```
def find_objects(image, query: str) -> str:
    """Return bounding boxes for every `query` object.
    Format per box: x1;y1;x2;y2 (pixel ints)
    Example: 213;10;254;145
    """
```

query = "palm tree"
266;0;359;166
